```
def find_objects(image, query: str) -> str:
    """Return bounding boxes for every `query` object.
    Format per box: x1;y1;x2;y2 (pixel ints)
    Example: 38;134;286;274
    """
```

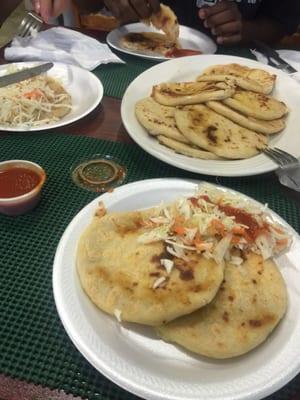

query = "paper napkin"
251;48;300;83
4;27;124;70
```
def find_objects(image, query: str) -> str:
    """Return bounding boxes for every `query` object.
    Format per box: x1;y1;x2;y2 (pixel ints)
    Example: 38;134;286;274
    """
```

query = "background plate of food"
106;23;217;61
0;62;103;132
121;54;300;177
53;178;300;400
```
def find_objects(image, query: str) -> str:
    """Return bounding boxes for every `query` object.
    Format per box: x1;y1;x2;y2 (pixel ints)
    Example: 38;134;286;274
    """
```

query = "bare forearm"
241;16;286;45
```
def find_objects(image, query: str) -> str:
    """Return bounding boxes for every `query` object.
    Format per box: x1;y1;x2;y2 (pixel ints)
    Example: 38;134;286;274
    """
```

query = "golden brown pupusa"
174;104;267;159
77;208;224;326
157;253;287;359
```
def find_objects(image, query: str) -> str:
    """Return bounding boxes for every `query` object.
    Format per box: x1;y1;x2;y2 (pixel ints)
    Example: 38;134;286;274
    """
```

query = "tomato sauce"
218;205;261;241
165;48;202;58
0;167;41;198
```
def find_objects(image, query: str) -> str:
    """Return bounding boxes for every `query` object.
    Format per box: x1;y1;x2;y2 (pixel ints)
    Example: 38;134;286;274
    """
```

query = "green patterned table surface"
0;134;299;400
94;46;254;99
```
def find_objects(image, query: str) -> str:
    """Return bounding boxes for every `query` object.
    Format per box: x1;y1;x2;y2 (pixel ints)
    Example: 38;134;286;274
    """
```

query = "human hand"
32;0;70;23
198;1;242;45
104;0;160;23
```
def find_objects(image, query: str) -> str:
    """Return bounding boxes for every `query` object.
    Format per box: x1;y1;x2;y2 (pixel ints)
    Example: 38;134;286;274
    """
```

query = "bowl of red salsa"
0;160;46;216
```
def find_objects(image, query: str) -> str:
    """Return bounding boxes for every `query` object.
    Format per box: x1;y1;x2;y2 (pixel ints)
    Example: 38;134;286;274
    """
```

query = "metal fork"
16;11;43;38
263;147;300;192
253;40;297;74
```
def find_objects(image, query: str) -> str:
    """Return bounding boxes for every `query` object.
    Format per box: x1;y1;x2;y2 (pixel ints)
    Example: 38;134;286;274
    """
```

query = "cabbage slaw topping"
0;66;71;127
137;184;292;265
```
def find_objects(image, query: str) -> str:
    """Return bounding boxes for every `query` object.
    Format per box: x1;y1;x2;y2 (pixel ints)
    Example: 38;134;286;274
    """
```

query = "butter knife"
0;62;54;88
253;40;297;74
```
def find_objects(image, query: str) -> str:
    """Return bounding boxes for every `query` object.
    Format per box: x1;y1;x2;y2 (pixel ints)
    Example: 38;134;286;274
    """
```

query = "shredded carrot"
231;226;252;242
193;232;202;245
23;89;43;99
174;215;185;225
171;216;186;234
173;225;185;235
276;238;288;246
231;235;241;245
232;226;246;235
211;219;225;236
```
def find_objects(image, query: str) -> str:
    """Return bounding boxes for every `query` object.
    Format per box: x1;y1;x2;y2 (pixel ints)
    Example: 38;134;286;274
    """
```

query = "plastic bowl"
0;160;46;216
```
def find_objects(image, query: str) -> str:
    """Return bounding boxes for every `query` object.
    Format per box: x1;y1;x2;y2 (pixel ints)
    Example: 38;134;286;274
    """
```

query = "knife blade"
253;40;297;74
0;62;54;88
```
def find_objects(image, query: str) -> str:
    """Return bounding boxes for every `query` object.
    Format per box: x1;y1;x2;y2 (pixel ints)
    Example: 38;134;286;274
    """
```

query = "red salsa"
0;167;41;198
218;205;261;241
188;195;266;242
165;48;202;58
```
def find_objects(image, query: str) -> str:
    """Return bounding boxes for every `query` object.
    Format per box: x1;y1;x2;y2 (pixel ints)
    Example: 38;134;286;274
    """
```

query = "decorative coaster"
71;154;126;193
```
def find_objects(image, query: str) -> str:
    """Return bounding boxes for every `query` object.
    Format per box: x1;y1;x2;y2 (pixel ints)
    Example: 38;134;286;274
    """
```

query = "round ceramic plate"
0;62;103;132
53;178;300;400
121;54;300;177
106;23;216;61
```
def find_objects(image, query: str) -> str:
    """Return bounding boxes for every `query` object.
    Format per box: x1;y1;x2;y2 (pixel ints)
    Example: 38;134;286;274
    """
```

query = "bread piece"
135;97;188;143
157;135;221;159
157;253;287;359
223;89;288;121
152;81;235;106
120;32;177;56
197;63;276;94
175;104;268;159
144;3;179;43
77;209;224;326
207;101;286;134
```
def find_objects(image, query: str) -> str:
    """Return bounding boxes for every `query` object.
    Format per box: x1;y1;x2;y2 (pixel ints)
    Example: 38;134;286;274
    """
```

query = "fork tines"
263;147;299;167
17;11;43;38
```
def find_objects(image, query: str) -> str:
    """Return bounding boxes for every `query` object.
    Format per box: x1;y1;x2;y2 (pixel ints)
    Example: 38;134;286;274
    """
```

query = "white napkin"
251;49;300;83
4;27;124;70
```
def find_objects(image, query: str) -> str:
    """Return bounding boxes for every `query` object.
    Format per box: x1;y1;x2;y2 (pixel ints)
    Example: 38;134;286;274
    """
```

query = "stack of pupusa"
77;185;291;359
135;63;289;160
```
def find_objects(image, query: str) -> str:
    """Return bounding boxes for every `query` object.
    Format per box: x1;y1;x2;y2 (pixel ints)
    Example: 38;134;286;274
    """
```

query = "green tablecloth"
0;134;299;400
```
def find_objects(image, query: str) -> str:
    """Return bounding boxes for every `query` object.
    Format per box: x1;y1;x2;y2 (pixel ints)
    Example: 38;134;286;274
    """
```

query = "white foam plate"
53;178;300;400
107;23;217;61
121;54;300;177
0;62;103;132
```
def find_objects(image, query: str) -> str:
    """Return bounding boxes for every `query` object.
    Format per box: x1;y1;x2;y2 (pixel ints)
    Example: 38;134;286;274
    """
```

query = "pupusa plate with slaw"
76;182;291;358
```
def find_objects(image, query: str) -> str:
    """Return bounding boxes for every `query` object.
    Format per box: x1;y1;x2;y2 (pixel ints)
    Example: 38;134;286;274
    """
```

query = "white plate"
121;54;300;177
53;178;300;400
106;23;216;61
0;62;103;132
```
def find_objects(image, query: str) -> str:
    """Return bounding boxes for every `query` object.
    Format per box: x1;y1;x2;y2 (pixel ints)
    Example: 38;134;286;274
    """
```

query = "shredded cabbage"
137;183;292;265
0;69;71;128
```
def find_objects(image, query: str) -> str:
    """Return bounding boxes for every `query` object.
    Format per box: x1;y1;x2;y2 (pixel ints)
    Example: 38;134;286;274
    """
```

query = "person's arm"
199;0;300;46
32;0;70;22
103;0;160;23
1;0;22;26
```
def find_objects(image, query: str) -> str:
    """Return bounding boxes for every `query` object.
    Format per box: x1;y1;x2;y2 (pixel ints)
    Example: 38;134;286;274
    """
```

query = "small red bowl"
0;160;46;216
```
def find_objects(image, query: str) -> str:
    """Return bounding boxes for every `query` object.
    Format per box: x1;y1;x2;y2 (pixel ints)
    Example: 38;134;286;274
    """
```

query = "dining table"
0;25;299;400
